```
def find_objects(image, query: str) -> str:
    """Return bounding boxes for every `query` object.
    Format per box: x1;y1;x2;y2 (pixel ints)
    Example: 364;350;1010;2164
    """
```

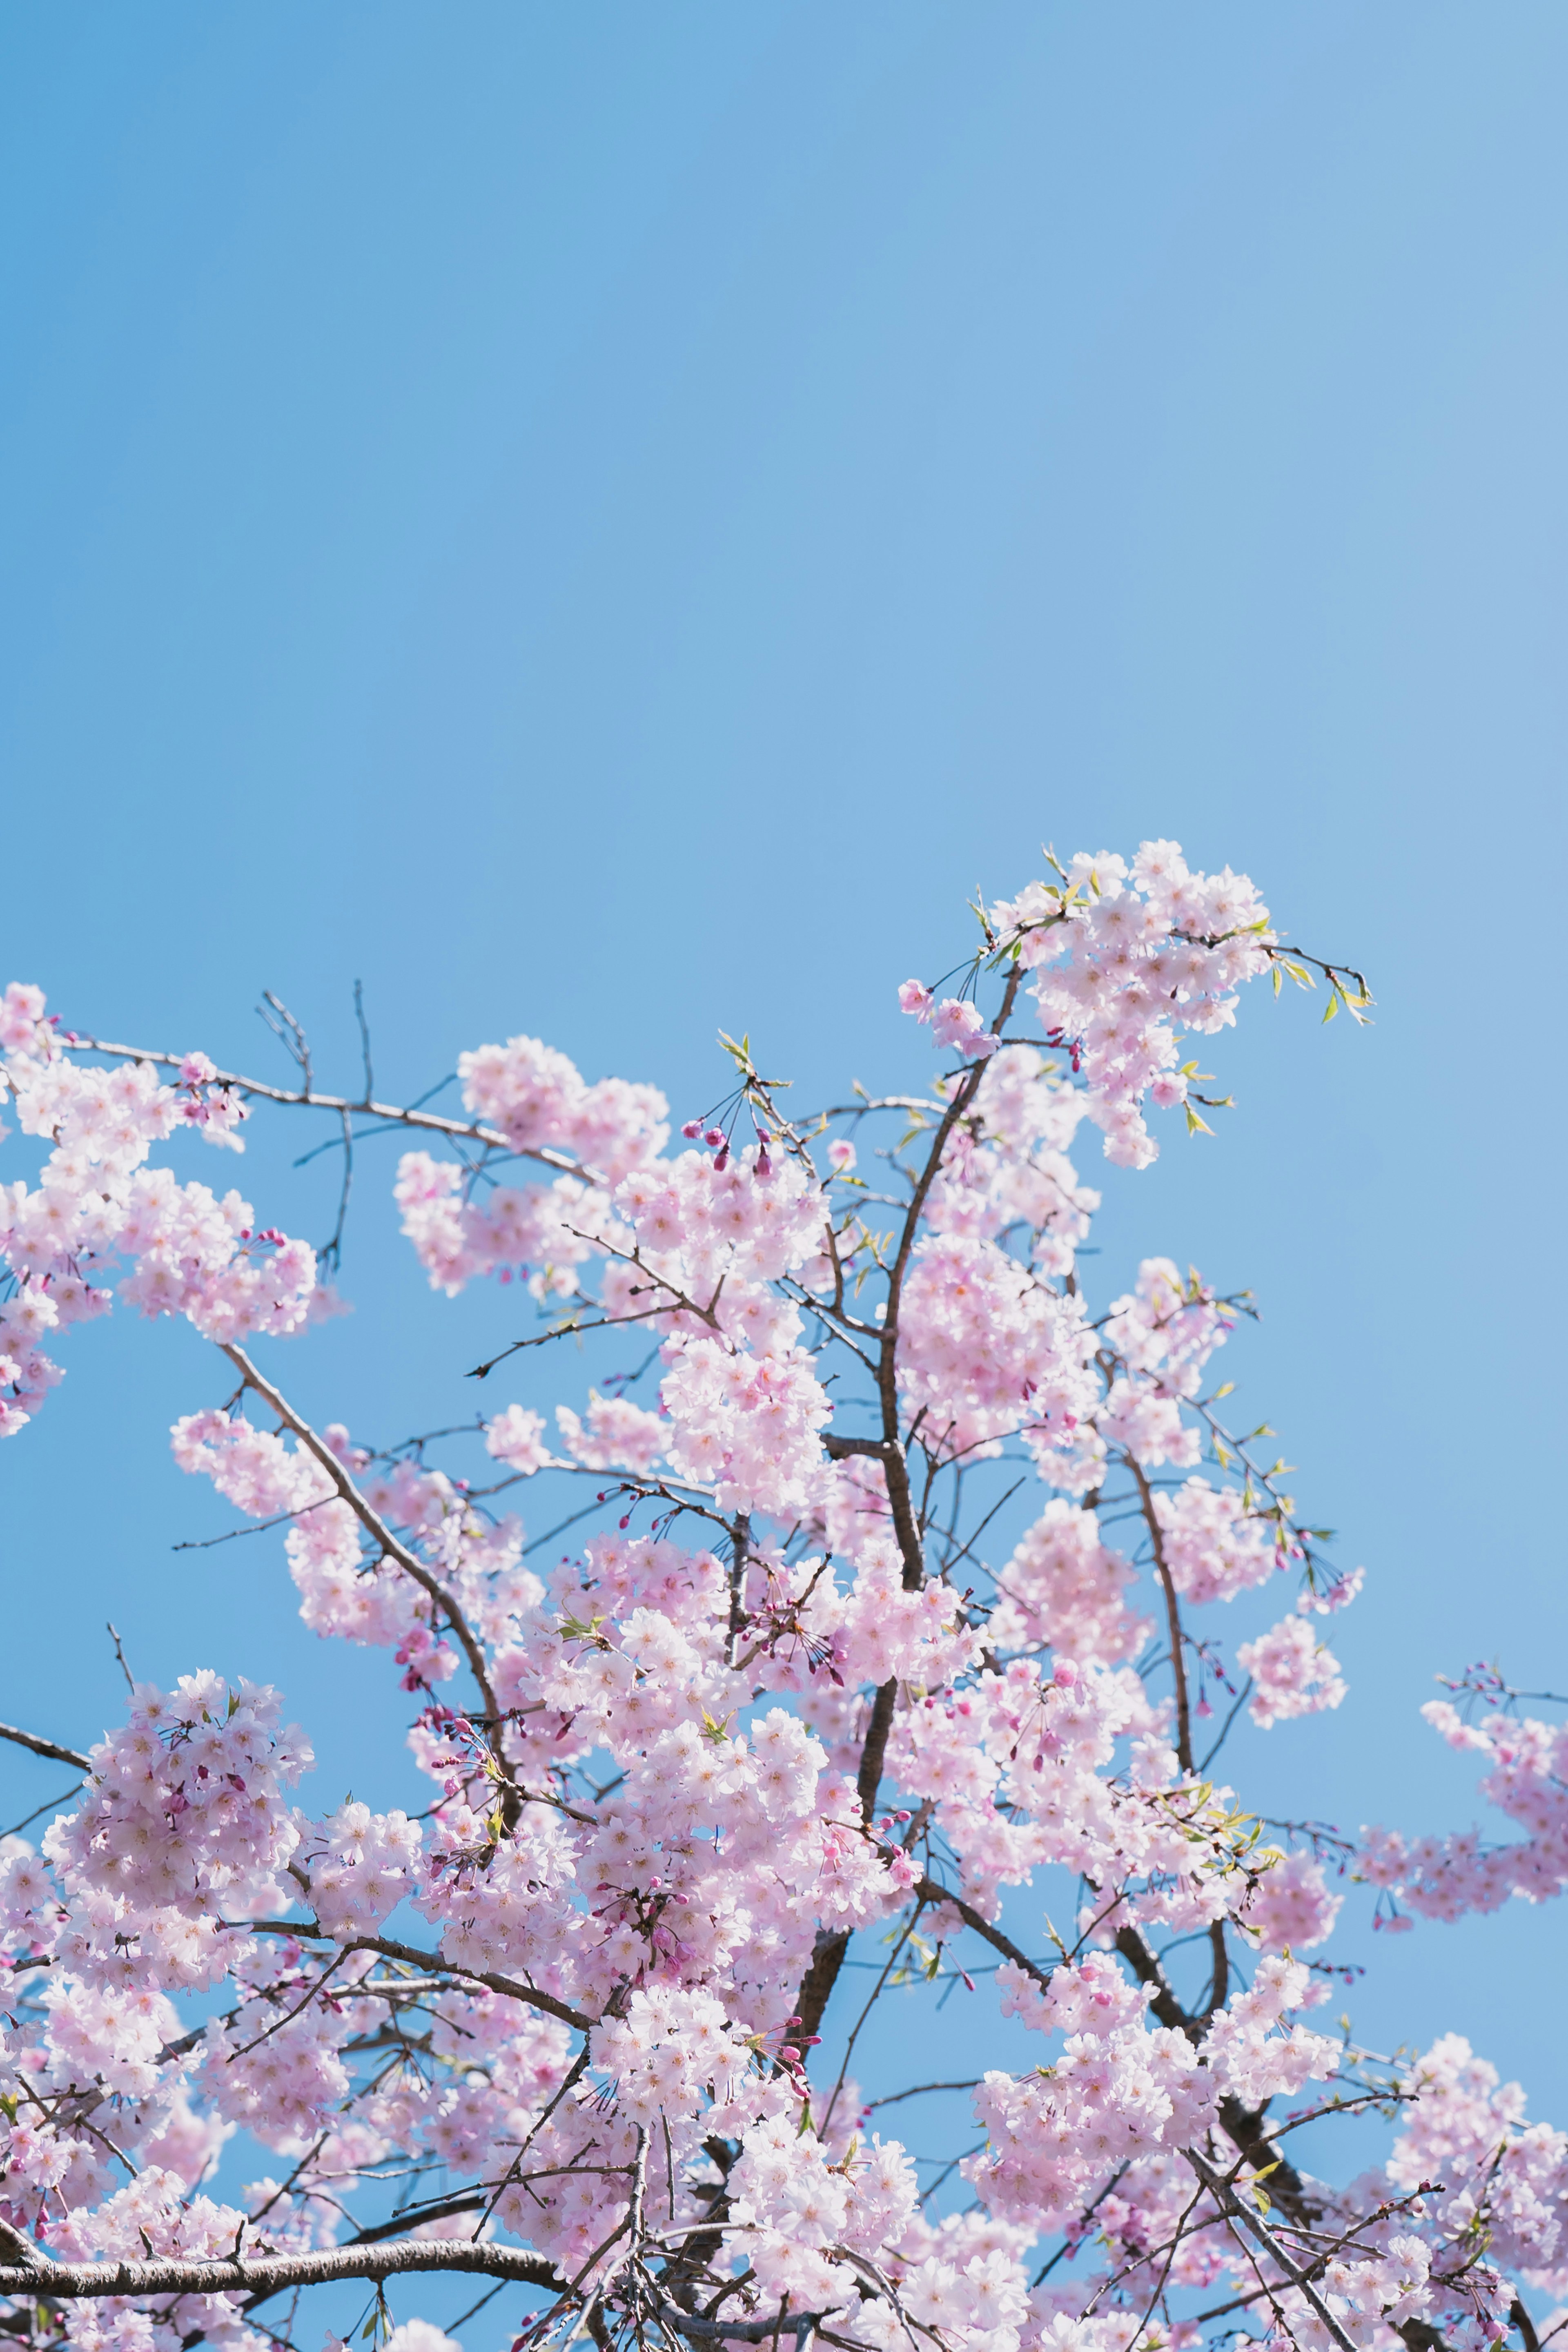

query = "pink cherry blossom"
0;849;1546;2352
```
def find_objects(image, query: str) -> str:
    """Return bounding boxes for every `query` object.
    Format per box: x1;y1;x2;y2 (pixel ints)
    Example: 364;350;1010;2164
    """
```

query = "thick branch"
820;1434;892;1464
793;1676;904;2041
855;1681;898;1822
1114;1923;1193;2036
645;2298;839;2343
793;1929;849;2047
0;2239;561;2302
0;1725;89;1772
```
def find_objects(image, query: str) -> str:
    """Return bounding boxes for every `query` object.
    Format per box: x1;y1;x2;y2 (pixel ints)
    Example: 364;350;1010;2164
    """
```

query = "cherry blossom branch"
0;867;1495;2349
65;1034;589;1178
643;2298;855;2344
469;1304;686;1383
1124;1454;1194;1773
0;2220;45;2274
864;2080;980;2110
0;2239;563;2302
1185;2187;1445;2331
242;1926;594;2033
1265;945;1374;1018
913;1877;1051;1989
853;1683;899;1823
820;1096;946;1121
791;970;1035;2047
1108;1923;1322;2226
874;983;1022;1591
0;1724;89;1772
1183;2148;1360;2352
218;1346;502;1731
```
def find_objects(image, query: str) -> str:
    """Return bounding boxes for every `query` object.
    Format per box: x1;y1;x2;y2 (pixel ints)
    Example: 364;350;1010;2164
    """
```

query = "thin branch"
0;1784;83;1840
218;1347;501;1731
865;2082;979;2111
914;1876;1051;1990
1126;1454;1193;1773
1198;1678;1254;1773
354;981;374;1101
64;1036;589;1179
1184;2147;1359;2352
245;1924;593;2034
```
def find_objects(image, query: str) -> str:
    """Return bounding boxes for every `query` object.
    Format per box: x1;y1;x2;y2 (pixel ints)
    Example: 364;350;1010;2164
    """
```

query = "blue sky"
2;0;1566;2248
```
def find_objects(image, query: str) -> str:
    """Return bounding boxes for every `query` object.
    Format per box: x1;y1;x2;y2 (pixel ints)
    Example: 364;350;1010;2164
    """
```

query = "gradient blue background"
2;1;1566;2322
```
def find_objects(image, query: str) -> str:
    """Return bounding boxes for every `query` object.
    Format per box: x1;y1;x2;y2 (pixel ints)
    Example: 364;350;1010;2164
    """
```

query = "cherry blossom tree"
0;842;1558;2352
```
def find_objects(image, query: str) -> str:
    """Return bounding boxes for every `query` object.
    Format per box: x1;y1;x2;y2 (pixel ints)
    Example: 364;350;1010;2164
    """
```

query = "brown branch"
793;1926;850;2051
243;1923;594;2033
1510;2302;1541;2352
855;1682;898;1822
65;1037;588;1179
791;1675;905;2043
821;1434;892;1464
866;2080;979;2110
219;1347;501;1733
1184;2148;1359;2352
0;2220;45;2274
1111;1924;1320;2225
0;2239;561;2303
915;1876;1051;1987
1125;1454;1193;1774
788;972;1025;2052
0;1724;90;1773
871;967;1024;1588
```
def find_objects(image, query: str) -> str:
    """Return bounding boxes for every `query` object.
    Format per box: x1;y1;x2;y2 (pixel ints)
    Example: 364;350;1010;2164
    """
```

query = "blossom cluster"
898;842;1273;1168
0;994;318;1436
1361;1693;1568;1922
0;845;1549;2352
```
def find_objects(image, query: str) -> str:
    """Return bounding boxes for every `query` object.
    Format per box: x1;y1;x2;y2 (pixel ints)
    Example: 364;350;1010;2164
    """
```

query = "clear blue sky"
2;0;1566;2215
